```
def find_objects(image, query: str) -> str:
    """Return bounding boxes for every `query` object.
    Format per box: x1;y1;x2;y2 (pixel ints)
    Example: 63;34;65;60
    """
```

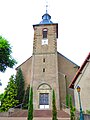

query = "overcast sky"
0;0;90;93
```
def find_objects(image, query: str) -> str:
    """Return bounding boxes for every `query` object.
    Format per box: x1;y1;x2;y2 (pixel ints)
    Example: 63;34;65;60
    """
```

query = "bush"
70;95;76;120
86;110;90;114
27;87;33;120
52;89;58;120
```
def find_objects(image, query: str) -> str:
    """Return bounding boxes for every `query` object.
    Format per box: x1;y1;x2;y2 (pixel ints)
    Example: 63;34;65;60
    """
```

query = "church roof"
69;52;90;89
57;52;79;67
33;11;58;27
39;13;53;24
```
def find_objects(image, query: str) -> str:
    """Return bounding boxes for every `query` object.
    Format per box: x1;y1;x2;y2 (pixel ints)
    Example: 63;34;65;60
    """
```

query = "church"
16;10;79;110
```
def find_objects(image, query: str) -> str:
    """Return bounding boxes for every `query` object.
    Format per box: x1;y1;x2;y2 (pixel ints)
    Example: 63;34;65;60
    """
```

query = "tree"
0;36;17;72
15;68;25;104
52;89;58;120
0;93;3;106
0;93;3;101
23;85;30;109
28;87;33;120
0;75;18;112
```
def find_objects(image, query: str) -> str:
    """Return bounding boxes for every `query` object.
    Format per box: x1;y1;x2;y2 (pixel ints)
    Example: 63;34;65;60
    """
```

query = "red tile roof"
69;52;90;89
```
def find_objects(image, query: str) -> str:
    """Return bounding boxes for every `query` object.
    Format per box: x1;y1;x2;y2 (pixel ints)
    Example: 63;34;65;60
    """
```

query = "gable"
16;56;32;70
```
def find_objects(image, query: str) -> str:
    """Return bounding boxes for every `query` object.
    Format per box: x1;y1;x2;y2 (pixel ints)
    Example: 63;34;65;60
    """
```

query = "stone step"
0;109;70;120
0;117;70;120
34;110;70;118
33;117;70;120
8;109;70;118
0;117;27;120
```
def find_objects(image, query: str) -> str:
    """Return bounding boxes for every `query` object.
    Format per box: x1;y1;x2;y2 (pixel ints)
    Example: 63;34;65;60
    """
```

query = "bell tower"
33;13;58;55
31;11;60;110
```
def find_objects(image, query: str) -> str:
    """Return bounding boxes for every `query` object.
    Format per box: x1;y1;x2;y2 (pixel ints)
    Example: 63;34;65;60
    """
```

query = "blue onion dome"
39;13;53;24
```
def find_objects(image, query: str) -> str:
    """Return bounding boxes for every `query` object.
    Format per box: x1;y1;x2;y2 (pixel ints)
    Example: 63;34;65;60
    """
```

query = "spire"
46;4;48;13
45;0;48;13
39;0;53;24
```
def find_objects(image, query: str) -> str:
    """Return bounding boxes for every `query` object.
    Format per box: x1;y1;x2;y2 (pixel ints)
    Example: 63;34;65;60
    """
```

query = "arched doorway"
37;83;52;109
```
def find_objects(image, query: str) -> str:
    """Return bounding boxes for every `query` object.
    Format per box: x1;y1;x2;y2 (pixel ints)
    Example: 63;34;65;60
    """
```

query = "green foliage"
28;87;33;120
23;85;30;109
66;94;69;108
0;75;18;112
52;89;58;120
0;93;4;101
15;68;25;104
70;95;76;120
86;110;90;114
0;36;17;72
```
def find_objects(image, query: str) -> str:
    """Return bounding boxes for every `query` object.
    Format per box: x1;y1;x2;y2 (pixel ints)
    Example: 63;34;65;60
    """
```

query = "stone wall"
84;114;90;120
57;52;78;106
16;57;32;90
0;112;8;117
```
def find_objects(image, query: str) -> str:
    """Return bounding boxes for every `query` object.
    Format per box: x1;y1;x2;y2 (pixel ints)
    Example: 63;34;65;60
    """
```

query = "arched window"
43;28;48;39
42;28;48;45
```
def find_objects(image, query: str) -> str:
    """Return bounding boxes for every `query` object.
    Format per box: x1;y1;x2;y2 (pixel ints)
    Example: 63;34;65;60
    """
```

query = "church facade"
16;12;79;110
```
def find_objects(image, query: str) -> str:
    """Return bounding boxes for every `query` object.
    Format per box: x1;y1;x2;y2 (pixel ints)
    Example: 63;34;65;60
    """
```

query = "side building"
16;12;79;110
69;52;90;112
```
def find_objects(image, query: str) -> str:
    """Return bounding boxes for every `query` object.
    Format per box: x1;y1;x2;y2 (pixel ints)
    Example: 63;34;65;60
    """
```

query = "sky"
0;0;90;93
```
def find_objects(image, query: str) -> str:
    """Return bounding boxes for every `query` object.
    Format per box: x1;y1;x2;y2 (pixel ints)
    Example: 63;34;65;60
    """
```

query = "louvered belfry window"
43;28;47;39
